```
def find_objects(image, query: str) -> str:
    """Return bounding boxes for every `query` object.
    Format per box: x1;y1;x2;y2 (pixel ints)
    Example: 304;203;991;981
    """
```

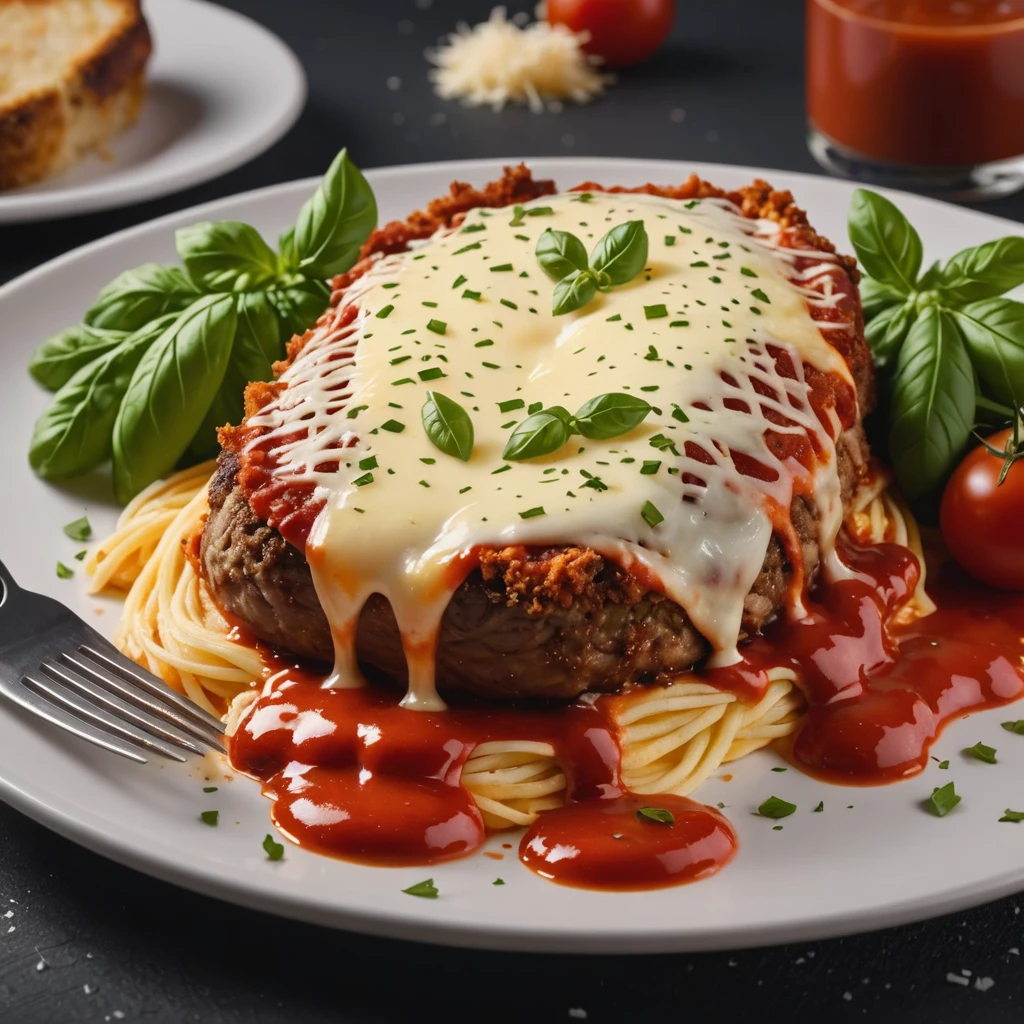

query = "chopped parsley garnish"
640;501;664;528
63;517;91;541
56;562;73;579
500;298;518;310
422;301;438;308
636;806;675;825
664;235;676;246
498;399;525;413
392;377;415;386
390;355;411;365
452;274;467;288
669;320;690;328
771;766;787;772
380;419;405;433
493;877;506;886
461;222;486;233
690;260;709;268
358;456;378;470
402;878;439;899
644;304;668;319
928;782;961;817
346;405;368;419
418;367;446;381
376;304;394;319
751;288;771;304
474;339;494;347
454;242;482;255
352;472;374;487
1001;720;1024;734
382;282;399;289
640;460;661;475
463;289;481;300
649;433;679;455
606;313;622;322
964;742;997;764
757;796;796;819
1000;809;1024;822
263;834;285;860
426;319;447;335
490;263;514;272
813;801;824;812
200;810;219;826
203;786;218;793
74;550;87;561
671;405;690;424
644;345;660;361
519;506;545;519
741;266;758;277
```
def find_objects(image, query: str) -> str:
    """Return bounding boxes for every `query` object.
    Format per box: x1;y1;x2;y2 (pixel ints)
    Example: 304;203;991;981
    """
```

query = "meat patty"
200;167;873;702
201;426;866;701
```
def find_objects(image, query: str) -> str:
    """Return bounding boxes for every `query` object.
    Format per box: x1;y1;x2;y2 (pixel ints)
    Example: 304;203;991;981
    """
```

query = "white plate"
1;158;1023;953
0;0;305;224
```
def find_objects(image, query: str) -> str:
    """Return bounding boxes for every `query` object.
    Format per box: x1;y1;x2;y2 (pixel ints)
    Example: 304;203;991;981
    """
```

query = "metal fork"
0;558;224;764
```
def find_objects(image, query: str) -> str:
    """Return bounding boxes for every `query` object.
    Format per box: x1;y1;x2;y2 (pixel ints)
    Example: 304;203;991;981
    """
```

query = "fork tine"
0;673;148;764
78;644;226;734
60;651;225;751
42;659;213;757
23;672;187;763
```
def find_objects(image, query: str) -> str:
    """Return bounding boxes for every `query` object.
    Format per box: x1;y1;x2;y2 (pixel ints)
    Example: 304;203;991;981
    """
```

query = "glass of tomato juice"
806;0;1024;199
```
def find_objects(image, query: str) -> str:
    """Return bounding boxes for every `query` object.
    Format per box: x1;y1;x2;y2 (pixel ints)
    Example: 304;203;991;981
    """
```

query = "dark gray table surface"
3;1;1024;1020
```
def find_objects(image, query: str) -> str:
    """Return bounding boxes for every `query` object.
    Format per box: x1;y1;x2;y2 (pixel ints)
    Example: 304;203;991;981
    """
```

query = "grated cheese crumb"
427;7;611;113
946;973;970;987
975;977;995;992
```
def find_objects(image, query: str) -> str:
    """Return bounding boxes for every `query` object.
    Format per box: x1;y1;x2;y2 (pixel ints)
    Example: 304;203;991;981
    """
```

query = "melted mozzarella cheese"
246;191;854;710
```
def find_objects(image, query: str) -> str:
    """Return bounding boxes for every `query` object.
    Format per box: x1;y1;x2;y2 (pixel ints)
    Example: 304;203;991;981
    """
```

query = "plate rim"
0;0;307;224
2;155;1024;953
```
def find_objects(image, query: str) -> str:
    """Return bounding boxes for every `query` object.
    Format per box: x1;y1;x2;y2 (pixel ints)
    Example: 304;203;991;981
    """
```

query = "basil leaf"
865;300;916;373
590;220;649;286
536;229;589;282
29;324;127;391
938;237;1024;304
112;295;238;503
421;391;475;462
889;306;975;499
278;226;299;273
267;280;331;342
293;148;377;279
552;270;597;316
186;293;279;461
29;316;175;479
84;264;199;331
175;220;279;292
503;408;573;461
574;393;652;440
847;189;923;294
859;277;905;321
951;298;1024;407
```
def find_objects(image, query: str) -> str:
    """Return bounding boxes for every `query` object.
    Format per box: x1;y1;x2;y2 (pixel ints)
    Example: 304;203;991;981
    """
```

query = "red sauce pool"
227;536;1024;890
807;0;1024;166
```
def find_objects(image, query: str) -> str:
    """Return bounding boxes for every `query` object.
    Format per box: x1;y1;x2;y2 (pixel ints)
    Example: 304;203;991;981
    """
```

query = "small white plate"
0;0;306;224
1;158;1023;953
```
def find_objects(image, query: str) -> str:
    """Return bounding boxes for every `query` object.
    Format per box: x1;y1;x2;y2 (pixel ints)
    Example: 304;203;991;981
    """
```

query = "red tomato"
546;0;676;67
940;429;1024;591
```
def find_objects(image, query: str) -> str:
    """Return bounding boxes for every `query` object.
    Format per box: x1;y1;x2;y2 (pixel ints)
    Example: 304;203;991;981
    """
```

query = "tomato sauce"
226;535;1024;890
807;0;1024;166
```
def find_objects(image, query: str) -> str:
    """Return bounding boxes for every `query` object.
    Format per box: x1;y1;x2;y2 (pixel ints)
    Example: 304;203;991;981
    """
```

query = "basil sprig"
848;188;1024;501
421;391;475;461
536;221;649;316
28;148;377;502
503;393;651;461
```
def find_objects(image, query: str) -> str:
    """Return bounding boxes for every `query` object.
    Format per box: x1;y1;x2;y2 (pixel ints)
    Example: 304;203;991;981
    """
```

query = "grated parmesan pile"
426;6;611;113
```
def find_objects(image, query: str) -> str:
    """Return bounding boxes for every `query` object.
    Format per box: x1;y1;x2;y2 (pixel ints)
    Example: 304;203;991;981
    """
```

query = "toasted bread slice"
0;0;151;191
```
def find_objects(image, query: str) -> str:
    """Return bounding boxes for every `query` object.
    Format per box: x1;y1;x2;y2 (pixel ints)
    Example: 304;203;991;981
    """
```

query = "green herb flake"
641;501;664;528
751;288;771;304
644;304;668;320
426;319;447;335
56;562;74;579
63;517;92;541
203;786;218;793
669;320;690;328
452;274;467;289
352;472;374;487
928;781;961;817
376;304;395;319
200;810;219;826
74;550;87;561
390;355;411;365
454;242;482;255
636;806;675;825
606;314;622;322
493;877;506;885
474;339;494;348
999;809;1024;822
463;289;481;301
380;419;406;433
664;235;676;246
1001;720;1024;735
771;767;788;773
964;742;997;764
690;260;709;268
391;378;415;386
939;760;949;769
263;834;285;860
490;263;514;272
498;399;526;413
813;801;824;813
346;405;368;419
358;456;378;471
403;878;439;898
741;266;758;277
461;223;486;234
519;506;546;519
757;796;797;819
640;460;661;475
418;367;446;381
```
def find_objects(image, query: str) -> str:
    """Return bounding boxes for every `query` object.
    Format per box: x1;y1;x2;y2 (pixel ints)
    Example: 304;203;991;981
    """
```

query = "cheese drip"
246;191;854;710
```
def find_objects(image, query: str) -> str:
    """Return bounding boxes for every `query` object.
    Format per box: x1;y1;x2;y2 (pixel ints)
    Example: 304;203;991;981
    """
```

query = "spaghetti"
86;464;928;830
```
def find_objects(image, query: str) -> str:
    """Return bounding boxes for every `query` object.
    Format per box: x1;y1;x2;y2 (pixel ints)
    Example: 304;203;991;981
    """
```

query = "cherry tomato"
940;428;1024;591
546;0;676;68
